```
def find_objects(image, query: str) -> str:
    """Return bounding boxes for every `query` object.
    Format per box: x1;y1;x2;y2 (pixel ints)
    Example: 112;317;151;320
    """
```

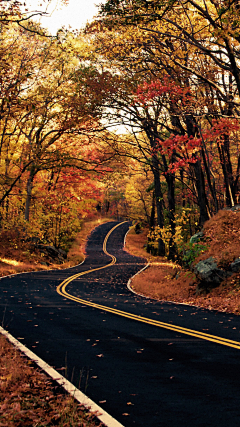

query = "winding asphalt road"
1;221;240;426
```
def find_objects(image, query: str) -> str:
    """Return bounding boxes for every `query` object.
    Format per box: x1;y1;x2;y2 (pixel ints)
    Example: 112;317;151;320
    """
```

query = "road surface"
1;221;240;426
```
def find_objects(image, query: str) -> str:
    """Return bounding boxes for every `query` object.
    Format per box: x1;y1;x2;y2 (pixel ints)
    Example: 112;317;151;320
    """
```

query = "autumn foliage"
1;0;240;258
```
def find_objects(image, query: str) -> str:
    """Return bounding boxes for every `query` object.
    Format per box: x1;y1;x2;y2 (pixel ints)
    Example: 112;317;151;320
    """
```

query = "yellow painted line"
57;222;240;351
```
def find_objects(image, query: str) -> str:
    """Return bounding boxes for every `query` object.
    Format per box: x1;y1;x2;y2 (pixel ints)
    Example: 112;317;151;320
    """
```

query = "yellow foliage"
148;209;192;256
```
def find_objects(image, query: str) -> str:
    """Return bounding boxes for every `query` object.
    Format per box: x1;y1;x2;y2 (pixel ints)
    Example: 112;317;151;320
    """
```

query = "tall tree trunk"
186;115;210;226
191;160;209;226
25;167;35;222
200;144;218;214
151;154;165;256
150;190;155;229
166;172;177;259
216;140;235;207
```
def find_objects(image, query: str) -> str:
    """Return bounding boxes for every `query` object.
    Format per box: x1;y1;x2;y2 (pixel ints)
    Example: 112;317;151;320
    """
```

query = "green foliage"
181;242;209;268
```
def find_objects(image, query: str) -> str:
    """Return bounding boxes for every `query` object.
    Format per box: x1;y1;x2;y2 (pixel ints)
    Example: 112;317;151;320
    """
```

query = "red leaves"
202;118;240;142
157;134;201;173
135;76;192;106
133;76;202;173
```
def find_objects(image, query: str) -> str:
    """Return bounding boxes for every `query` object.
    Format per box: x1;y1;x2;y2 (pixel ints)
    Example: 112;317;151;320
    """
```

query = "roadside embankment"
125;212;240;315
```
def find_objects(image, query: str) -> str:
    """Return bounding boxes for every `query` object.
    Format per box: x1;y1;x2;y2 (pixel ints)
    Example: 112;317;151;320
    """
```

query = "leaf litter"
0;334;104;427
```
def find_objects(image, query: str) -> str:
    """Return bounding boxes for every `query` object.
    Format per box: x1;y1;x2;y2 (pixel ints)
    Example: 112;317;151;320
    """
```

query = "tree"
0;21;118;237
96;0;240;209
0;0;66;34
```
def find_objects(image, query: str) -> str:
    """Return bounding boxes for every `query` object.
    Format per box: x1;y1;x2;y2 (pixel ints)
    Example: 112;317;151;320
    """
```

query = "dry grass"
125;219;240;315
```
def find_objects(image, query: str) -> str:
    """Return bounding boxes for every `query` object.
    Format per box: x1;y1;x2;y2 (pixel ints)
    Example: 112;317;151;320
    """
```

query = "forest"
1;0;240;261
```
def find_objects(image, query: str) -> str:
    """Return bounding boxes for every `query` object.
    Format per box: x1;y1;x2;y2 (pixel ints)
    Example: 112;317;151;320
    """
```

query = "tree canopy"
1;0;240;259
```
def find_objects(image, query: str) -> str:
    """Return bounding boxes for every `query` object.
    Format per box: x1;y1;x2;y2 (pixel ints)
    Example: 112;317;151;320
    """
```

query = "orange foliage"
194;209;240;268
126;218;240;314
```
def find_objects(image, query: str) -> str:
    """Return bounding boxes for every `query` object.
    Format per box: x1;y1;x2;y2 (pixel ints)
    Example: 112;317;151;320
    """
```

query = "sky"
25;0;103;35
24;0;128;134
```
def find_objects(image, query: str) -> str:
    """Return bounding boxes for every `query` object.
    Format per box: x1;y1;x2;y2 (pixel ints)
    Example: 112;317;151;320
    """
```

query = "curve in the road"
57;222;240;351
57;221;123;293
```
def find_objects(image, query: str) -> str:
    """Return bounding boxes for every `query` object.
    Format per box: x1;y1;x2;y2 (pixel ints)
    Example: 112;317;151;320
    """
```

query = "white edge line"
0;221;119;281
127;263;151;296
0;221;126;427
124;225;151;297
0;259;86;281
126;261;217;311
124;229;209;310
123;223;132;247
0;326;125;427
0;223;205;425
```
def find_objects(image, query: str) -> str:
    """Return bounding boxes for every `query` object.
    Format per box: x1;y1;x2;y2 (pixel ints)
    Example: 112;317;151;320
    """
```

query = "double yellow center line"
57;222;240;350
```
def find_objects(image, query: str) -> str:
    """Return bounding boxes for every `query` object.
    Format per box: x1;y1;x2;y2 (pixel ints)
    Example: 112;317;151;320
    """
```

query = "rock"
225;205;240;212
44;245;59;257
58;248;67;259
35;244;66;261
194;257;229;289
230;258;240;273
194;256;240;293
36;244;57;257
190;231;204;244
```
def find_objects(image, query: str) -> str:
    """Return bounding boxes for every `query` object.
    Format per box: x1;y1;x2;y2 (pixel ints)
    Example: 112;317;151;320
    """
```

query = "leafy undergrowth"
0;334;103;427
125;212;240;314
0;216;110;278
